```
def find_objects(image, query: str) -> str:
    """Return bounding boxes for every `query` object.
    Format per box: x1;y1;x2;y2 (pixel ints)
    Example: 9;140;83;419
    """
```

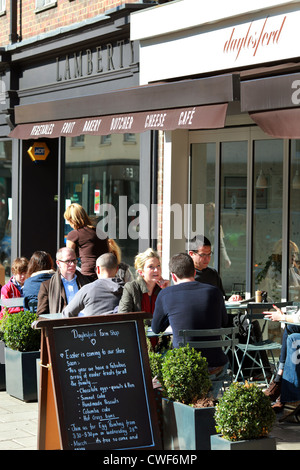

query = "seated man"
37;247;90;315
62;253;124;317
151;252;228;373
188;235;225;296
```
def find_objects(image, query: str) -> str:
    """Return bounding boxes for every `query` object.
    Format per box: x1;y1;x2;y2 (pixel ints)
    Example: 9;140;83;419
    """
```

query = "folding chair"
178;326;240;395
235;301;292;386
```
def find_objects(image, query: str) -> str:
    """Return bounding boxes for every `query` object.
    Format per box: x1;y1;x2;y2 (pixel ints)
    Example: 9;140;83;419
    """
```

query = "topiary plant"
214;381;276;441
159;346;212;405
2;310;41;352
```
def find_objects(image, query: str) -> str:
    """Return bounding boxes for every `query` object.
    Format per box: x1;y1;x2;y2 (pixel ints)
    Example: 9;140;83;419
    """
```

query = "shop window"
253;139;283;302
64;134;140;268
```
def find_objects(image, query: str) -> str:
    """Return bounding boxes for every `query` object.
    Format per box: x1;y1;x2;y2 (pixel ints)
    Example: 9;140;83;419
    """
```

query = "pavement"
0;390;300;451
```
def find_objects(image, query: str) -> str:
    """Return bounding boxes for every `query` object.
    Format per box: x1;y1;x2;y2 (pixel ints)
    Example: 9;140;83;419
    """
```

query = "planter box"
5;347;40;402
210;434;277;450
162;398;216;450
0;341;5;390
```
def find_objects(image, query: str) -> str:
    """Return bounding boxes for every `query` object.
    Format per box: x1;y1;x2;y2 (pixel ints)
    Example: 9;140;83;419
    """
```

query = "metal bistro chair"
235;301;293;386
178;326;240;394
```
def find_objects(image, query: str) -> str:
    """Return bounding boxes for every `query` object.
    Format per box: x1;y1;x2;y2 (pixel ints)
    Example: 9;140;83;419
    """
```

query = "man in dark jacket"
188;235;225;296
62;252;124;317
151;253;228;370
37;247;90;315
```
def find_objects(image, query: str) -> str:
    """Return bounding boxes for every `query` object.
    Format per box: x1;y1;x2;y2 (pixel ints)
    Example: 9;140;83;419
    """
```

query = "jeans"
209;361;229;399
281;333;300;403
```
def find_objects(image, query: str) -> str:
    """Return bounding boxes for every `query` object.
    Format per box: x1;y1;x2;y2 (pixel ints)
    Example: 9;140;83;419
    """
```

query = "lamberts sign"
9;104;228;140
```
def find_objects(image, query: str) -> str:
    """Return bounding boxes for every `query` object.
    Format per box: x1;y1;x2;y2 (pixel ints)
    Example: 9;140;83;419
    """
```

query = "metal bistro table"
225;300;292;385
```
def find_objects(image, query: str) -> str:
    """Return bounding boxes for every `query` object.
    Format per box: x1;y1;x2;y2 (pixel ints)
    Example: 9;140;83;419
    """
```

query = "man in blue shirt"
37;247;90;315
151;253;228;370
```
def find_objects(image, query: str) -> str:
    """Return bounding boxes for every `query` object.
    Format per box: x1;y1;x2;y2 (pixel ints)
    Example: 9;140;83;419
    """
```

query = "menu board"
52;320;155;450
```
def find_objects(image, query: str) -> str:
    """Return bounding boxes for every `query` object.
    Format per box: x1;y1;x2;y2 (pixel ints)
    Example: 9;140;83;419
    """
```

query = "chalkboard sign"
33;313;161;450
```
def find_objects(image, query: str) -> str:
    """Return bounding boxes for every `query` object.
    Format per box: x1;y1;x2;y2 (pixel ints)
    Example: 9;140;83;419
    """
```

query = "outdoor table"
228;301;292;384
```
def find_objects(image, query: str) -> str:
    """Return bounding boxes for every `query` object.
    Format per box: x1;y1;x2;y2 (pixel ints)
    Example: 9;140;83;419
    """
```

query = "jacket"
62;277;124;317
37;269;90;315
118;276;161;313
0;277;23;317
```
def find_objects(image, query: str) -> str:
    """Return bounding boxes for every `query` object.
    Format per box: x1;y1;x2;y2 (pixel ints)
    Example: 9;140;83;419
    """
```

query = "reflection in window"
289;140;300;301
220;141;247;296
100;135;111;145
71;135;85;148
0;140;12;281
254;139;283;302
123;133;136;143
64;134;140;267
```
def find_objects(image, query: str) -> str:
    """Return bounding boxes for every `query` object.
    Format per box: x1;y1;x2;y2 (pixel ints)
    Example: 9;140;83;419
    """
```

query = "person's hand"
264;305;283;321
157;279;170;289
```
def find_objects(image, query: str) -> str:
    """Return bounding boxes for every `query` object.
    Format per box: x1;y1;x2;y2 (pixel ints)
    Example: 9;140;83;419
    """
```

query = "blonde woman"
64;203;108;280
107;239;133;283
118;248;168;314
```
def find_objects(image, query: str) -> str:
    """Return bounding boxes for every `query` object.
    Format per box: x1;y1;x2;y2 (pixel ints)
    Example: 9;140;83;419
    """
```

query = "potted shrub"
2;310;41;402
211;381;276;450
149;346;216;450
0;312;6;390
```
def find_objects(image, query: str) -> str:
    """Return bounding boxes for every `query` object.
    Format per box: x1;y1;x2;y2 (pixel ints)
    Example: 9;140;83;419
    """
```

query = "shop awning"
241;72;300;138
249;108;300;139
9;73;239;139
9;103;228;139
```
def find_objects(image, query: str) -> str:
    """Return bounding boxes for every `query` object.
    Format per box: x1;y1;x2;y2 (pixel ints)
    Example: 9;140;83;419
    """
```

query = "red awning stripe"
9;104;228;139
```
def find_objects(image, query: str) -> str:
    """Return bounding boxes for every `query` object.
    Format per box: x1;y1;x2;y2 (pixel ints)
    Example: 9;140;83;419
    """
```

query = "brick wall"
0;0;140;45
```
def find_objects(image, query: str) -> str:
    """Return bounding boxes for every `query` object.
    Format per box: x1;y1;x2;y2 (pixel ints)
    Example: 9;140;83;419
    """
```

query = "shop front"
131;0;300;302
3;5;150;276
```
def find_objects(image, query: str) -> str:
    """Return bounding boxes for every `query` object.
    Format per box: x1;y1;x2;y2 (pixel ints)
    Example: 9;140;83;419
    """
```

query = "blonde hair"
134;248;160;272
108;239;121;264
11;257;29;275
64;203;93;230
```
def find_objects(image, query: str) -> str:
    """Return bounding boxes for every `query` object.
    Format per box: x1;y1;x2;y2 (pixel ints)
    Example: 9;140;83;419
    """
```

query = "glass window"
0;140;12;283
254;139;283;302
64;134;140;268
190;142;216;244
289;140;300;302
220;141;248;296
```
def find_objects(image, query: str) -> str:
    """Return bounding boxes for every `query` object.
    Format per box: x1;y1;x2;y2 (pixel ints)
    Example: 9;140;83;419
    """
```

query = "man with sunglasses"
37;247;90;315
188;235;225;297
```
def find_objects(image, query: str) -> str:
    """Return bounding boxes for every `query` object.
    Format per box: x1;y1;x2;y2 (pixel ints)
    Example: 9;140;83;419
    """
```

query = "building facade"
0;0;167;281
131;0;300;303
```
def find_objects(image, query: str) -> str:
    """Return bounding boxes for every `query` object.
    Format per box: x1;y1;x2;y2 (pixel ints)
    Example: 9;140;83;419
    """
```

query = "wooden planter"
162;398;216;450
5;347;40;402
210;433;277;450
0;340;5;391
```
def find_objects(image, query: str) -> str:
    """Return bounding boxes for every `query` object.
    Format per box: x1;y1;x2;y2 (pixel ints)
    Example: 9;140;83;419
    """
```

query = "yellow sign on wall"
28;142;50;162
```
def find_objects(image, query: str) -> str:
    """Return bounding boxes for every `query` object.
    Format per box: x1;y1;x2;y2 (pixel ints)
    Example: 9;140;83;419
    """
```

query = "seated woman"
23;251;55;311
118;247;168;315
0;257;28;317
280;332;300;414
